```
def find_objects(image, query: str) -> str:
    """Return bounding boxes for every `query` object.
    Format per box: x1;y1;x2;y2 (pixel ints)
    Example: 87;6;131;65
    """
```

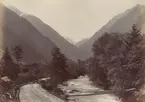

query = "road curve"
19;84;65;102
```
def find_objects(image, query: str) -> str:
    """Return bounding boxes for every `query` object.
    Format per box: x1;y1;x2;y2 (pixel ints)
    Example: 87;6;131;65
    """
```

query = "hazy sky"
2;0;145;42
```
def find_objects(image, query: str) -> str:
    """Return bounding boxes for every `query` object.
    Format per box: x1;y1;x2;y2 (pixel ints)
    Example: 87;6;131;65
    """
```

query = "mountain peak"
133;4;145;12
65;37;76;45
2;2;22;15
136;4;145;8
78;4;145;58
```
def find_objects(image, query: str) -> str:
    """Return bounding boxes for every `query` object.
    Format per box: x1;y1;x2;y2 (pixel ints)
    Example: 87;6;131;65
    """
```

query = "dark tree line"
88;25;145;102
0;44;80;86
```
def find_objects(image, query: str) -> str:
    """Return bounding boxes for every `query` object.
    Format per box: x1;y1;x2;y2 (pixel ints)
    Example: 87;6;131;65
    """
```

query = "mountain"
0;3;56;63
17;13;87;61
76;38;89;48
78;4;145;58
65;37;76;45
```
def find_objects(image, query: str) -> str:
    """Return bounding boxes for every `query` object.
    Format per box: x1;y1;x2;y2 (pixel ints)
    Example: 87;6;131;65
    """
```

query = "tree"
90;32;117;89
1;48;20;80
51;47;70;83
77;59;86;76
13;45;23;64
108;25;144;96
90;25;145;101
1;48;12;77
12;45;23;79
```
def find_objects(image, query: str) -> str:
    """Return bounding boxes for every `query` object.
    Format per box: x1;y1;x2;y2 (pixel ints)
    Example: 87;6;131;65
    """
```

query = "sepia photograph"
0;0;144;102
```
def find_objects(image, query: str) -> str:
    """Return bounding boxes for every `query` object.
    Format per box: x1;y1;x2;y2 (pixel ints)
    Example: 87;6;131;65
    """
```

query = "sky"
2;0;145;42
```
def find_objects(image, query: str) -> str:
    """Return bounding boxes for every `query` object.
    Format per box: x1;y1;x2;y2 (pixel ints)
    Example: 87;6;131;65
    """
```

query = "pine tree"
108;25;144;96
13;45;23;64
1;48;20;80
1;48;12;77
51;47;70;82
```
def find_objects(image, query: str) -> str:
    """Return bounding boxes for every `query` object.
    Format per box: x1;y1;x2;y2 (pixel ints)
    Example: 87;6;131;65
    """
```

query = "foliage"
77;59;86;76
1;48;20;80
90;25;145;97
13;45;23;63
50;47;71;84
